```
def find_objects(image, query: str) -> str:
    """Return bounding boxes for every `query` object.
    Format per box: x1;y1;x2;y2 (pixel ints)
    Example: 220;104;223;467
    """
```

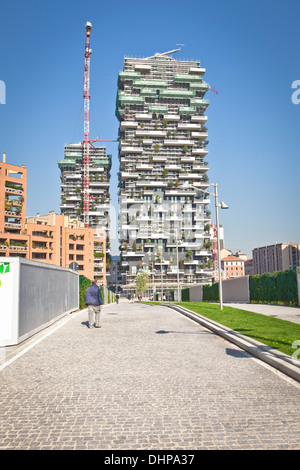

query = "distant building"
252;243;300;275
0;153;107;284
221;255;245;280
244;258;254;276
107;255;122;292
58;143;111;229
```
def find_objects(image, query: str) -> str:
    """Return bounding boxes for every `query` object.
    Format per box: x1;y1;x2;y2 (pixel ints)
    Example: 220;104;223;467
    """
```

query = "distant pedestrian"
116;293;119;304
131;294;134;303
128;294;131;302
84;280;103;329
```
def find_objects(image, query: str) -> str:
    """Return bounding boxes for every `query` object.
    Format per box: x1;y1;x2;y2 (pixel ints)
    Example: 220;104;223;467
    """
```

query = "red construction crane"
82;23;118;227
83;21;92;227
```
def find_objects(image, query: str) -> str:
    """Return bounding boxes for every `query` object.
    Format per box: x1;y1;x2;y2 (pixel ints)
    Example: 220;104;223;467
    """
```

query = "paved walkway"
0;301;299;450
224;302;300;324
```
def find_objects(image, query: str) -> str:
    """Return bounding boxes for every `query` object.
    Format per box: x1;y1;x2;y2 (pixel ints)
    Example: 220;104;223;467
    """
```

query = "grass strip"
176;302;300;358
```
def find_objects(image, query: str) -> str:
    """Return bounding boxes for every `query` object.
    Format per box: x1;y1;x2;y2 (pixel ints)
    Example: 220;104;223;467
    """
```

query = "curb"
168;304;300;383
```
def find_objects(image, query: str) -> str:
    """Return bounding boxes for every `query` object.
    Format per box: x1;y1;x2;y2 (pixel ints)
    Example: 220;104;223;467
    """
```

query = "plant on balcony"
182;146;188;153
154;144;160;153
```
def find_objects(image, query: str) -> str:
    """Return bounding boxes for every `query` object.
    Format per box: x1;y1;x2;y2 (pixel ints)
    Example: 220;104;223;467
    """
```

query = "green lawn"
175;302;300;358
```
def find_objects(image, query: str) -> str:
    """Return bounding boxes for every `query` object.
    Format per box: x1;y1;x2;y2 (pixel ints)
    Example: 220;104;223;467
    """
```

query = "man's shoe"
88;324;93;329
95;324;102;328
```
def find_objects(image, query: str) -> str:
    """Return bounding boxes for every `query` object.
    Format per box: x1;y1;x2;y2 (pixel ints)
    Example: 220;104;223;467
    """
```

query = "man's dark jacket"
84;284;103;306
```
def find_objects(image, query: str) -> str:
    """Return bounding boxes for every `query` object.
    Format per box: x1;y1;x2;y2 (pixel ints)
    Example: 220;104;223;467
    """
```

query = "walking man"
84;280;103;328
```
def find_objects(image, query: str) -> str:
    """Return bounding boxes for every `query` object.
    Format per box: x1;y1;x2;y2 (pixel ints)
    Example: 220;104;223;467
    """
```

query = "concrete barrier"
222;275;250;303
189;285;203;302
0;258;79;346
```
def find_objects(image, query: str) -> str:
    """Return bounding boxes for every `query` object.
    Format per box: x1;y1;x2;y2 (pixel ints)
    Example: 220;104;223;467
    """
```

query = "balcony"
191;132;208;140
178;106;196;115
117;93;145;105
190;98;210;108
5;186;23;195
177;123;201;130
192;148;208;156
140;88;157;97
120;121;139;130
135;113;152;120
120;145;143;155
119;71;141;81
159;89;195;98
189;82;210;92
121;171;139;179
191;115;208;123
135;130;166;137
148;105;169;114
164;139;194;146
133;79;168;88
174;73;203;83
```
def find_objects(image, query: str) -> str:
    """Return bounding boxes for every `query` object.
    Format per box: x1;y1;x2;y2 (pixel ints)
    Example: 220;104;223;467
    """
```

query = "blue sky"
0;0;299;257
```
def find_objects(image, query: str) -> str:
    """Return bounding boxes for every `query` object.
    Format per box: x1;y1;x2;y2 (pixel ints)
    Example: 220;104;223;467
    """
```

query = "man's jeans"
88;305;101;327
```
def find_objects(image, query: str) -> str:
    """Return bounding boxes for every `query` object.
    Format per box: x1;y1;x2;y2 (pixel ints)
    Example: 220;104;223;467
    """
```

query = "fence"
179;269;300;307
0;257;79;346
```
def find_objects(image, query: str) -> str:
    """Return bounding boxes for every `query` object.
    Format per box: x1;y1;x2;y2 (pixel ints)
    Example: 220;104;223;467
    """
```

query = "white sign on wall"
0;262;14;345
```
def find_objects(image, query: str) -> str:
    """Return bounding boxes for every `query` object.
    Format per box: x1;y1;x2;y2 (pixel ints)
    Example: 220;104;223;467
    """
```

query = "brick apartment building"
0;154;107;284
221;255;245;280
253;243;300;274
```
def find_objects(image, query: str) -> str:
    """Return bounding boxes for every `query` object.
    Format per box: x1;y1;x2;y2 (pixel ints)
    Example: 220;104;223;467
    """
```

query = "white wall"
0;258;79;346
222;276;250;303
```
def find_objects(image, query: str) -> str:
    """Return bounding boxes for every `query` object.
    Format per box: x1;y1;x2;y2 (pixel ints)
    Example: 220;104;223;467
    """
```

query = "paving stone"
0;301;299;450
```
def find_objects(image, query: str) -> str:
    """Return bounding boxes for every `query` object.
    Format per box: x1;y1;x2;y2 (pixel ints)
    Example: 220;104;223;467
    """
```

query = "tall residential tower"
116;51;214;294
58;143;111;229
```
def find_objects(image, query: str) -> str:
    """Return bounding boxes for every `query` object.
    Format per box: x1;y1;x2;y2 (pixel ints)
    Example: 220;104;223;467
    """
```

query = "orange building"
0;154;107;285
221;255;245;280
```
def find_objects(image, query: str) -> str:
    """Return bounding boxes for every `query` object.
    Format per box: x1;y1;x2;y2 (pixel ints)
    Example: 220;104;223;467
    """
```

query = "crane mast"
83;21;92;227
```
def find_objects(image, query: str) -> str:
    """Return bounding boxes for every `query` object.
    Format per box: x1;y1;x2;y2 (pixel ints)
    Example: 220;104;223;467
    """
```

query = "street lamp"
183;181;229;310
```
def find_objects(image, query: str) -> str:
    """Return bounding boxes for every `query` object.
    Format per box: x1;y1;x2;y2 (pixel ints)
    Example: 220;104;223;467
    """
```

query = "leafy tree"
135;271;149;296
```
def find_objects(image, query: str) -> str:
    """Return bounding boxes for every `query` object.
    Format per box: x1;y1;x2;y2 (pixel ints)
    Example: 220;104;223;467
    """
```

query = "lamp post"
183;181;229;310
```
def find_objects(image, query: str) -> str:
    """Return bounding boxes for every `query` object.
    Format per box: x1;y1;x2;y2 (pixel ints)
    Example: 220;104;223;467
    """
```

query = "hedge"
202;269;298;306
249;270;298;306
79;275;92;309
203;282;219;302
